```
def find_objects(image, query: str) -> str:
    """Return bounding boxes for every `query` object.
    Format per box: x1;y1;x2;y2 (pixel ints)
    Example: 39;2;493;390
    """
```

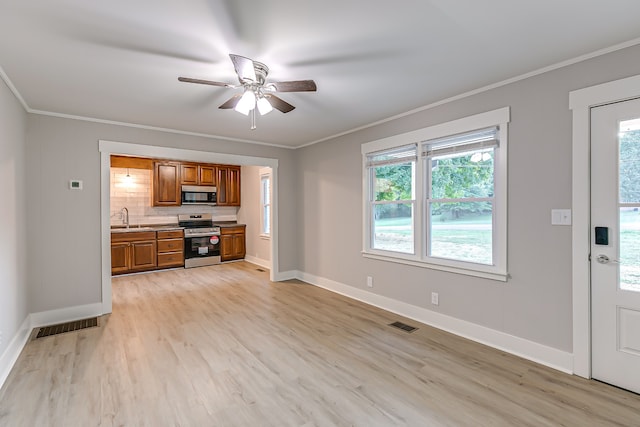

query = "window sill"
361;251;509;282
259;234;271;240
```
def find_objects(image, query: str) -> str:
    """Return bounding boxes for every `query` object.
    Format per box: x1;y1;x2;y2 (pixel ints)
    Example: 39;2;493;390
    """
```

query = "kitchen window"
362;107;509;281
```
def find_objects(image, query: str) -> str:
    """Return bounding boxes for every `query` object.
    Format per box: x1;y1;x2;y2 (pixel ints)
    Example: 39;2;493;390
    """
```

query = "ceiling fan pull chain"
250;108;256;130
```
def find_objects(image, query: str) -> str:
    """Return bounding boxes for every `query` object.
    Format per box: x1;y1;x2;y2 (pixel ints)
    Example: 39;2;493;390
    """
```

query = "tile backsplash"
110;167;237;226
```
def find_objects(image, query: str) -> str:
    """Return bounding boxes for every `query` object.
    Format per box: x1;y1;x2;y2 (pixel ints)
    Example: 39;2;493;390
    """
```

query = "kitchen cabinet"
217;165;241;206
157;230;184;268
180;163;216;186
111;231;157;275
110;242;130;274
153;161;181;206
220;225;246;261
110;155;153;170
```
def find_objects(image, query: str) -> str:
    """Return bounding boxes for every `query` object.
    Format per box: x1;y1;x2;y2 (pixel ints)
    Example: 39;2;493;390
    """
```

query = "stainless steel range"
178;214;221;268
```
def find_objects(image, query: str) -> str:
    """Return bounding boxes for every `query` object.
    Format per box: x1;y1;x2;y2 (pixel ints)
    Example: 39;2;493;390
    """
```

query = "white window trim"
362;107;510;281
259;167;271;239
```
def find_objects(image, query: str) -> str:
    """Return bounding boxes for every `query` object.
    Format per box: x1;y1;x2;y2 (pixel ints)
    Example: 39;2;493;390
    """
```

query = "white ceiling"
2;0;640;148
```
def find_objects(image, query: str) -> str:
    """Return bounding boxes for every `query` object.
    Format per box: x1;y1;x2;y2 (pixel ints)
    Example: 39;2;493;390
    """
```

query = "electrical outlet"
366;276;373;288
431;292;439;306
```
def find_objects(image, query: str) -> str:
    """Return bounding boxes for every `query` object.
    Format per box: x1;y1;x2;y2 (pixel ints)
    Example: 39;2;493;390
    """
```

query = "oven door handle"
186;233;221;238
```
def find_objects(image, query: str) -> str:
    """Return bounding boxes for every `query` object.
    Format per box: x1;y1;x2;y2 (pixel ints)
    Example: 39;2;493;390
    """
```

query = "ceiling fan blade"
218;95;242;109
267;95;295;113
269;80;317;92
178;77;235;88
229;54;257;83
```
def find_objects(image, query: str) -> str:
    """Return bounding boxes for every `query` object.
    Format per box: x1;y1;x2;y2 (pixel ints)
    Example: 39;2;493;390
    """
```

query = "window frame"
367;144;417;255
259;169;271;239
362;107;510;281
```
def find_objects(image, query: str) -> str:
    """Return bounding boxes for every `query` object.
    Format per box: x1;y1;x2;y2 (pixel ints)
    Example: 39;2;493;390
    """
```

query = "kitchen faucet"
121;207;129;229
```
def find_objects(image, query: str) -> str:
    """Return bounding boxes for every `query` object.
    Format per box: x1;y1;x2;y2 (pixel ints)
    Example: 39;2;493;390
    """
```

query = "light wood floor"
1;262;639;426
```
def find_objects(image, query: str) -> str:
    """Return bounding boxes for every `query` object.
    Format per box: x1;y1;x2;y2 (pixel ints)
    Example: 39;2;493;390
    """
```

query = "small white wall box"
551;209;571;225
69;180;83;190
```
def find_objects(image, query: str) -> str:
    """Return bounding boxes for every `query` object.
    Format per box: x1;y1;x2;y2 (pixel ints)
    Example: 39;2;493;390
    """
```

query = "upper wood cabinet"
217;165;241;206
153;161;181;206
147;159;239;207
110;155;153;170
180;163;216;186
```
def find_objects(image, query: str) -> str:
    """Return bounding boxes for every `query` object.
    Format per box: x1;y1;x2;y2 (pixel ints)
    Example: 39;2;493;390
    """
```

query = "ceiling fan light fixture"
180;53;317;128
234;89;256;115
257;96;273;115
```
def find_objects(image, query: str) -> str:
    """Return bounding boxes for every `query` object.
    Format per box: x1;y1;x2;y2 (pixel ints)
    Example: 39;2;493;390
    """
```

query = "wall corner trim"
296;270;574;375
244;256;271;270
0;316;32;391
273;270;298;281
29;302;104;328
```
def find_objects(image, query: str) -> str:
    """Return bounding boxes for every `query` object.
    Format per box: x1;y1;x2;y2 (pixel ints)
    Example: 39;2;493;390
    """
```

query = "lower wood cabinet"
157;230;184;268
220;225;246;262
111;231;157;275
111;229;185;275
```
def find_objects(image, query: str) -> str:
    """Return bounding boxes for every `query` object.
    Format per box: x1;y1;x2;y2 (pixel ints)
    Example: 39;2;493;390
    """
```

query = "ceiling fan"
179;54;317;129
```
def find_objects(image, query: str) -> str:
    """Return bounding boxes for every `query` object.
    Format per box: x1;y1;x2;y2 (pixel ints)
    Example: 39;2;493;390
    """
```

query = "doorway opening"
99;140;280;314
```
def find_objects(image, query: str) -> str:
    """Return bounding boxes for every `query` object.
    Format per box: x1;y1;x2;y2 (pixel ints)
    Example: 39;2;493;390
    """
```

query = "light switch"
551;209;571;225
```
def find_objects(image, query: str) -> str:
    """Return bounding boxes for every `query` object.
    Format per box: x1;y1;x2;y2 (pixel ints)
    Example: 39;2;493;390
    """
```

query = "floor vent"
389;321;418;333
36;317;98;339
256;268;266;272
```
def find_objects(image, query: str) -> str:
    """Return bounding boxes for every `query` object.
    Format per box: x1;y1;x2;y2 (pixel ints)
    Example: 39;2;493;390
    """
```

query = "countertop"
212;222;246;228
111;222;245;233
110;224;183;233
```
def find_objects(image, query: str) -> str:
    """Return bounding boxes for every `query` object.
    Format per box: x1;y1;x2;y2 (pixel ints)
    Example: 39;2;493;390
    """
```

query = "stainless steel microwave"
181;185;217;205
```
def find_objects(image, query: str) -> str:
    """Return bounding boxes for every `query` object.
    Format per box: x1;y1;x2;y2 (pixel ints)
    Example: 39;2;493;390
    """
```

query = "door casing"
570;74;640;378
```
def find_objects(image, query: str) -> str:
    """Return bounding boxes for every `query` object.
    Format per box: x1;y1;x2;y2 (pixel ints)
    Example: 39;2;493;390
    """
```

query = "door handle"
596;254;620;264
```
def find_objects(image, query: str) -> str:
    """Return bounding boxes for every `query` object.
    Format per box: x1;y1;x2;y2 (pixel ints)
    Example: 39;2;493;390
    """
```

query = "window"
366;145;417;254
362;108;509;281
425;127;497;265
260;172;271;237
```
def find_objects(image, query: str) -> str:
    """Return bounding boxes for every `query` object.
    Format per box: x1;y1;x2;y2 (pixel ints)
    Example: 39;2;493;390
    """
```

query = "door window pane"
620;208;640;292
619;122;640;204
619;118;640;291
429;202;493;264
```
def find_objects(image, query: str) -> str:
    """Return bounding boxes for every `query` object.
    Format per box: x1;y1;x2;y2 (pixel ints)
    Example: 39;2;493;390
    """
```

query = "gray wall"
295;44;640;353
238;165;271;264
25;115;296;313
10;42;640;356
0;79;27;357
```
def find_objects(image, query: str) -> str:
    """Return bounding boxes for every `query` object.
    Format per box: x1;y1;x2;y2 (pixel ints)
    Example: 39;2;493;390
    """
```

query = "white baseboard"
244;255;271;270
29;302;104;328
273;270;297;281
0;302;105;391
296;270;574;374
0;316;32;391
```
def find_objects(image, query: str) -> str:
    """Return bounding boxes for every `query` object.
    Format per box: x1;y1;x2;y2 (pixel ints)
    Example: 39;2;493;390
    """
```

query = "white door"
591;97;640;394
